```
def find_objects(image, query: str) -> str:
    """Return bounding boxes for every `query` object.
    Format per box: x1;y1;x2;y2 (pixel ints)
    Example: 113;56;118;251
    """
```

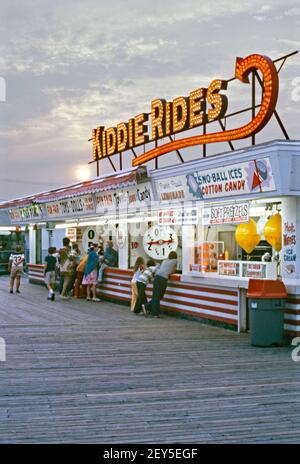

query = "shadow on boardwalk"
0;276;298;444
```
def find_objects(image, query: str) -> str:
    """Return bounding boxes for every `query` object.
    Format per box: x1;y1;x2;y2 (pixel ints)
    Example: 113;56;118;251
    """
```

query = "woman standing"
82;244;101;302
73;253;88;298
58;237;74;299
67;243;81;295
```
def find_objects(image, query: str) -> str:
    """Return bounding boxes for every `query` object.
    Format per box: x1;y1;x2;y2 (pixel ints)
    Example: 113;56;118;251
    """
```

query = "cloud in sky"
0;0;299;200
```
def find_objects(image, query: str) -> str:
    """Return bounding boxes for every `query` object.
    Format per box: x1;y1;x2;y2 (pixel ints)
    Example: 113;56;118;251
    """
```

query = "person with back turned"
98;240;118;283
142;251;177;318
8;245;25;294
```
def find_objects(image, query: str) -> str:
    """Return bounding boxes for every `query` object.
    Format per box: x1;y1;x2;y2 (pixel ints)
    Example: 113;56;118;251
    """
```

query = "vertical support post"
117;223;129;270
238;288;248;333
252;71;256;146
29;226;37;264
203;121;206;158
96;159;100;177
48;230;53;248
181;225;195;275
155;140;158;169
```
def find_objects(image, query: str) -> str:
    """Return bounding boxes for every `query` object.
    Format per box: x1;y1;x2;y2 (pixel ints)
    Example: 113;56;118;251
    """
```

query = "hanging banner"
9;205;44;223
156;157;276;204
203;202;249;225
45;195;95;218
95;182;153;215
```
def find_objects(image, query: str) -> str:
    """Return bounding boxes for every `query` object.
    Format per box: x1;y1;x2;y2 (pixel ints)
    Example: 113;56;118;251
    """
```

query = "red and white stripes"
27;264;300;335
285;295;300;337
96;269;239;326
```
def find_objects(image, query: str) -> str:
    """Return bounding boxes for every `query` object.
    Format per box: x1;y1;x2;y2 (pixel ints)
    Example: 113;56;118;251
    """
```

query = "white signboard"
203;202;249;225
66;228;77;242
218;261;240;277
9;205;44;223
156;157;276;204
95;182;153;215
158;207;198;225
283;222;297;278
45;195;95;218
218;260;276;279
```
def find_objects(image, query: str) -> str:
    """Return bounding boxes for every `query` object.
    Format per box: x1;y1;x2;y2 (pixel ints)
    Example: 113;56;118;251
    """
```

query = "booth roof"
0;195;40;211
0;166;147;210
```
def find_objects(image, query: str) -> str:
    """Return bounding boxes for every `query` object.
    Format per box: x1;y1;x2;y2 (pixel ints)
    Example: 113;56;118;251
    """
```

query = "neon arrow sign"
132;54;279;166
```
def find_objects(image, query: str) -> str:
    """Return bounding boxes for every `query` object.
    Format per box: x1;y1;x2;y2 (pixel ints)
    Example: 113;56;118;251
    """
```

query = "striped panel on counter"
284;295;300;337
27;265;300;335
28;264;238;327
96;268;239;327
28;264;46;283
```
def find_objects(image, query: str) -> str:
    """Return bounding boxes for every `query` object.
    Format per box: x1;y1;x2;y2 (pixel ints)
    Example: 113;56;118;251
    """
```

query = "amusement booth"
1;52;299;338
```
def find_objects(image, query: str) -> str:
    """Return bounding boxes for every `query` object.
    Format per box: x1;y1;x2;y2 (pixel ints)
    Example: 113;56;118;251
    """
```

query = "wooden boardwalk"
0;276;299;444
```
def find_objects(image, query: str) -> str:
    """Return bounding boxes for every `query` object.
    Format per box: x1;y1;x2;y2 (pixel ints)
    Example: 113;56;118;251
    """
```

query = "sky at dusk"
0;0;299;201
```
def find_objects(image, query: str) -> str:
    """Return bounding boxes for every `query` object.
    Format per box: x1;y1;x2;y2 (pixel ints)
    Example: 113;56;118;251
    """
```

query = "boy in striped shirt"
133;259;158;314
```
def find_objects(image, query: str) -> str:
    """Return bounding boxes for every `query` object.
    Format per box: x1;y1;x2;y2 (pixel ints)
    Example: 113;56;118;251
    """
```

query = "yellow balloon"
235;219;261;254
264;213;282;252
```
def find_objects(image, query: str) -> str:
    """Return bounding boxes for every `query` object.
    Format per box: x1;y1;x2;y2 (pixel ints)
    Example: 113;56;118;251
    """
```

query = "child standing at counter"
133;259;157;314
131;257;145;311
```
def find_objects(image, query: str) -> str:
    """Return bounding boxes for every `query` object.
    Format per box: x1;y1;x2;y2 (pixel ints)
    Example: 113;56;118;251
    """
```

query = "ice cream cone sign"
264;213;282;252
235;219;261;254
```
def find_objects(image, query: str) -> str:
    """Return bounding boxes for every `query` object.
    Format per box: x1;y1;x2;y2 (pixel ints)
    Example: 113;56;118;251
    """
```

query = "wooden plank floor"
0;276;299;444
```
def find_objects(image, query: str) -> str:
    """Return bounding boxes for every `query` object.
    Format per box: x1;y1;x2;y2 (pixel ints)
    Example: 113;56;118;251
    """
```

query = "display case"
191;241;224;273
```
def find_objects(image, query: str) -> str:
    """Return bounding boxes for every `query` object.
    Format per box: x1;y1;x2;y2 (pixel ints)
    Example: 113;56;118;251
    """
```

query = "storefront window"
189;199;282;279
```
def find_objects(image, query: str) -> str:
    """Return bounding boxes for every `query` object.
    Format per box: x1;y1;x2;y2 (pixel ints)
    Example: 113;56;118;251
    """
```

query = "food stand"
0;140;299;336
0;52;299;337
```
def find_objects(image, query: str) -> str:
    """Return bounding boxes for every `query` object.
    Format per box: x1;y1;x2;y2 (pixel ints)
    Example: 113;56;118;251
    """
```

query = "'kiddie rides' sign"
91;54;279;167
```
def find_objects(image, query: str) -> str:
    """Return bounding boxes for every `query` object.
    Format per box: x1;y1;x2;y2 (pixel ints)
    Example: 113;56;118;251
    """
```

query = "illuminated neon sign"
91;54;279;167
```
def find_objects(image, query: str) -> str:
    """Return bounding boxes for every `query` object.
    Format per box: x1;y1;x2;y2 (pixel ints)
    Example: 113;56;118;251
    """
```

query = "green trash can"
247;279;287;347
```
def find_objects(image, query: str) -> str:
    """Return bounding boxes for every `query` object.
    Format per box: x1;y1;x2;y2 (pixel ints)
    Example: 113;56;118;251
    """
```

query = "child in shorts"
45;247;57;300
9;245;25;294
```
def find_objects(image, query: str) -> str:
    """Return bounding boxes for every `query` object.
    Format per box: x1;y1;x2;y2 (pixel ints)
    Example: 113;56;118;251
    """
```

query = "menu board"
218;260;276;279
203;203;249;225
218;261;240;277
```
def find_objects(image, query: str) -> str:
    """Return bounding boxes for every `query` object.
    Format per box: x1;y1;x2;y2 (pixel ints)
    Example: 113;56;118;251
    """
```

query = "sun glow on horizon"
74;164;92;182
